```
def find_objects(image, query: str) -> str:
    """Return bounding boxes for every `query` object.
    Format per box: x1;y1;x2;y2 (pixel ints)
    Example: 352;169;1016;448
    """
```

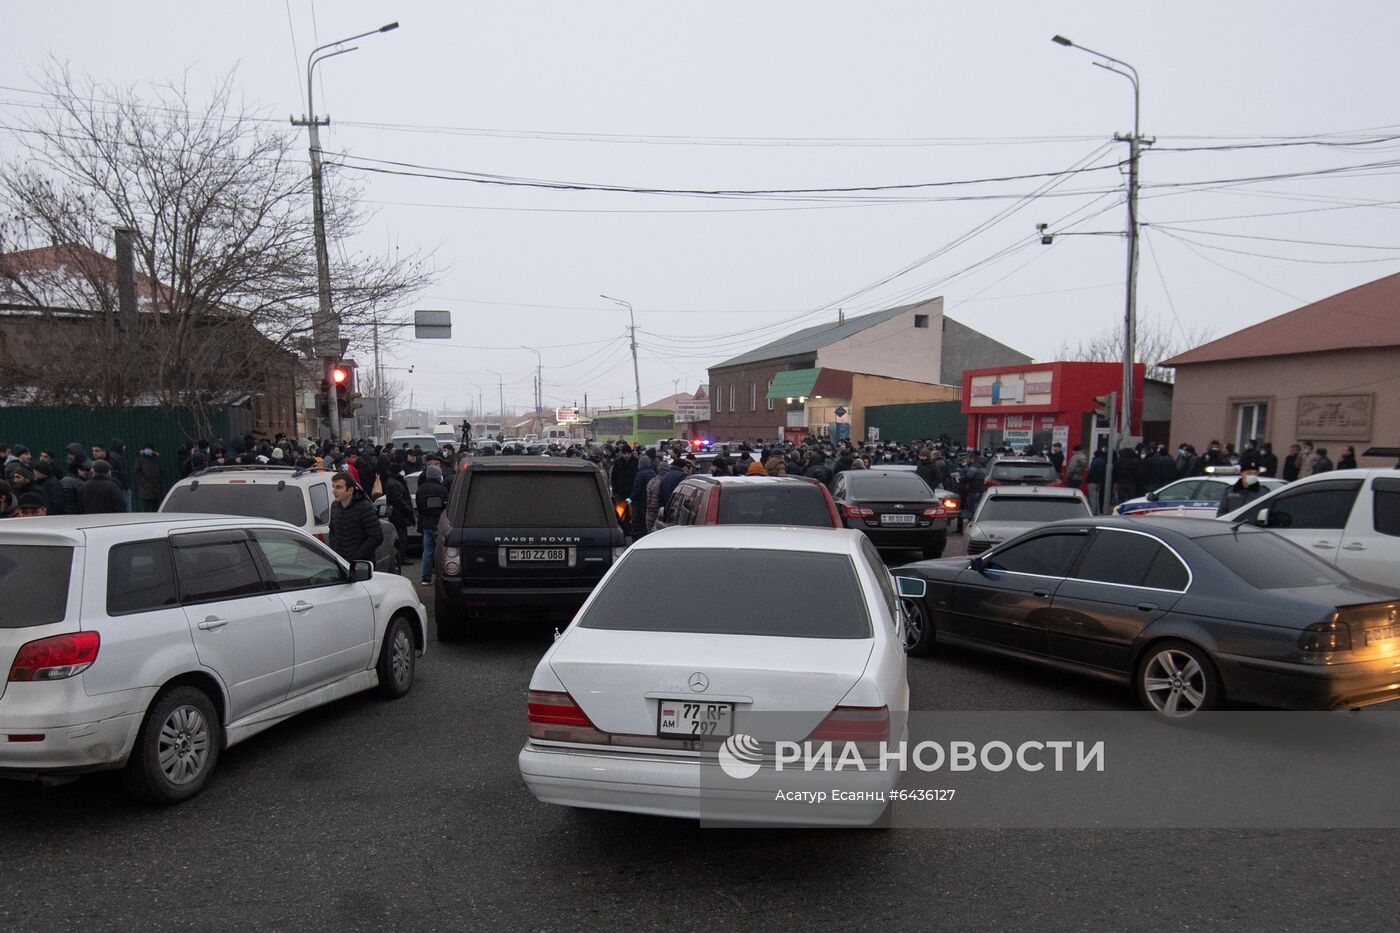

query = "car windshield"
847;473;933;499
394;436;437;450
1195;531;1351;589
0;544;73;627
978;496;1089;523
990;462;1059;482
716;485;833;527
162;483;308;526
579;548;870;638
463;472;607;527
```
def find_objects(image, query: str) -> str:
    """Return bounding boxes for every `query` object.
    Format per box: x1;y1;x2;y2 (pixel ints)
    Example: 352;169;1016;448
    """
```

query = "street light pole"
1053;34;1148;508
486;369;504;425
292;21;399;443
601;295;642;412
521;346;543;433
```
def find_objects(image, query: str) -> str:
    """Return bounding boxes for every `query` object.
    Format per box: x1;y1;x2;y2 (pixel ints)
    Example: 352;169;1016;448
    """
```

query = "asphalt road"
2;533;1396;932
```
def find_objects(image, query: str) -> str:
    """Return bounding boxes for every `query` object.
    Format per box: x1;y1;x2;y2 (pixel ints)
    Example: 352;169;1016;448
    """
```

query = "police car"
1115;472;1287;517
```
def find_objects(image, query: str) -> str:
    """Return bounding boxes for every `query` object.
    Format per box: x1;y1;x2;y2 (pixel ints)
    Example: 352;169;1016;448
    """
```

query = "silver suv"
0;514;426;803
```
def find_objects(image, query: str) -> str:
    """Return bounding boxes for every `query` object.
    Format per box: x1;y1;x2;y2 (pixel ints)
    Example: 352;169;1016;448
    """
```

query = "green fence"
864;401;966;445
0;405;251;508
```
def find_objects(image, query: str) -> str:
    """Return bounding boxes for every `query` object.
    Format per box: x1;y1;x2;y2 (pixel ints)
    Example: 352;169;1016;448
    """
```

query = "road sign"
414;309;452;339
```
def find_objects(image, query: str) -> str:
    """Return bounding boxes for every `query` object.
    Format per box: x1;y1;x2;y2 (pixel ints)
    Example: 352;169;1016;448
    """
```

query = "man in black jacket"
134;443;163;512
329;472;383;564
32;461;66;515
1216;467;1268;516
80;460;127;514
415;466;450;586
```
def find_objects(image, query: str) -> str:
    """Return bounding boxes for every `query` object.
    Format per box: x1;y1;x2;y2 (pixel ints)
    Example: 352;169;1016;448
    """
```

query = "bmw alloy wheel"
1141;648;1209;717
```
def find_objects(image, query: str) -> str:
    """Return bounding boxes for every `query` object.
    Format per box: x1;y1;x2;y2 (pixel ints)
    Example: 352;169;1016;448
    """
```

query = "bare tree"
0;63;433;432
1054;317;1213;383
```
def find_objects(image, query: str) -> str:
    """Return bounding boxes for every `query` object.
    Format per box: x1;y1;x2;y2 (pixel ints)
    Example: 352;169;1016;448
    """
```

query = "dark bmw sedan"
831;469;952;559
892;516;1400;717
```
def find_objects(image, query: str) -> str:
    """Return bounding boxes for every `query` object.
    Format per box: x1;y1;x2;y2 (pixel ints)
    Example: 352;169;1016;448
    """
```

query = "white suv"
0;514;426;803
1218;468;1400;587
160;464;400;572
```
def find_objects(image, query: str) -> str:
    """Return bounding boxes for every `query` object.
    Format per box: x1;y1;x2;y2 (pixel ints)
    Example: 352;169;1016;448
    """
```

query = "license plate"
881;513;916;525
657;700;734;738
1366;625;1400;646
508;548;567;562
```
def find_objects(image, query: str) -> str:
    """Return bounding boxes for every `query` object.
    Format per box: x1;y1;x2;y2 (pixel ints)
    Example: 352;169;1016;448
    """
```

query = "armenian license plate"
508;548;567;562
881;513;917;525
657;700;734;738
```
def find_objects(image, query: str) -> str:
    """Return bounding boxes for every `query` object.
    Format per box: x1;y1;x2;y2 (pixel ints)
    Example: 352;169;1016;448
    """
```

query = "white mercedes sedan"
518;526;910;826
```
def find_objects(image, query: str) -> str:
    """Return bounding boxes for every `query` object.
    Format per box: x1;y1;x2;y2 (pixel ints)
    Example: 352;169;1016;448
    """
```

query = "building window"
914;314;929;329
729;384;736;412
1234;402;1268;451
766;379;774;411
750;382;757;411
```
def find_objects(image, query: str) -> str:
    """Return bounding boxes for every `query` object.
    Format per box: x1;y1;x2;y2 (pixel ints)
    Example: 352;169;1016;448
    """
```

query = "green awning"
767;368;821;400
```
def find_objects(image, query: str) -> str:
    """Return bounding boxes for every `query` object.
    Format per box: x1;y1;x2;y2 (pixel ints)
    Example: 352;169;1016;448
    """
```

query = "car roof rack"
191;464;296;476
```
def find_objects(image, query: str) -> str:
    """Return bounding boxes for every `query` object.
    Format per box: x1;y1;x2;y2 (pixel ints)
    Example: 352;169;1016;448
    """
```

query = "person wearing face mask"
1216;466;1267;516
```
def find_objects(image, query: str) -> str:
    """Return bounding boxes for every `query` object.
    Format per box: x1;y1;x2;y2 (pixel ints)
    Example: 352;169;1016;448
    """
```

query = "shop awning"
767;368;821;400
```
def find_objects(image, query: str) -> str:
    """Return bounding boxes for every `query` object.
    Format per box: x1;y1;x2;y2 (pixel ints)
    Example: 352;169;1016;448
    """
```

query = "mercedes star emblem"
689;672;710;692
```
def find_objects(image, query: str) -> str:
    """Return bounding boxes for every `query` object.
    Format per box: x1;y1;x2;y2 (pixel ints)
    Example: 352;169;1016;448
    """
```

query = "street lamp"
293;21;398;443
601;294;643;412
1053;33;1145;509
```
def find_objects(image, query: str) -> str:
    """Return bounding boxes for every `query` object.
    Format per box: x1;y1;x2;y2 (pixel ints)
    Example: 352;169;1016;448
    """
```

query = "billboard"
675;399;711;422
555;406;581;424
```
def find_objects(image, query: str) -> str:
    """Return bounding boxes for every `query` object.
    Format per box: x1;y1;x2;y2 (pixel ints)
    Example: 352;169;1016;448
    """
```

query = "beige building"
1163;272;1400;465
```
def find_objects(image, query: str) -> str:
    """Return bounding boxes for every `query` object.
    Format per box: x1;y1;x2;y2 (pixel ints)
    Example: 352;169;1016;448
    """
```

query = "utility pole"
371;319;385;440
487;369;504;424
292;21;398;443
601;295;642;411
1052;34;1150;509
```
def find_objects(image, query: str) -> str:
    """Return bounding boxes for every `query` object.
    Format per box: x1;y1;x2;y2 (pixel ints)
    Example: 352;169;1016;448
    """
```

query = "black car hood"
895;557;970;581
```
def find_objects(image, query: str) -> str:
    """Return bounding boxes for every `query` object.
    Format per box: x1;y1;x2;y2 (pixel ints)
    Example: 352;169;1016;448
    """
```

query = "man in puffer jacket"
329;472;383;564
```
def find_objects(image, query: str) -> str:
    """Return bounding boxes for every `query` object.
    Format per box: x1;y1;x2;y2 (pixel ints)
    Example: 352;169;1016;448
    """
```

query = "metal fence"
863;401;967;445
0;405;251;507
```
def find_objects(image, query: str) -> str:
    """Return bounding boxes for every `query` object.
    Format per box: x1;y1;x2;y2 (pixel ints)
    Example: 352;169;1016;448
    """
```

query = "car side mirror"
895;576;927;600
1255;507;1270;527
1145;491;1158;502
350;560;374;582
969;555;986;573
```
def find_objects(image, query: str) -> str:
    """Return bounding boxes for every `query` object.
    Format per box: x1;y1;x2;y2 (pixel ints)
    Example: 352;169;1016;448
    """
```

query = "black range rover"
433;459;624;639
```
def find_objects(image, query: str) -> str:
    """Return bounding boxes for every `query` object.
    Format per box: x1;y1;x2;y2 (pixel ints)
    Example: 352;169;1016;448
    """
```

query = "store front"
962;362;1146;455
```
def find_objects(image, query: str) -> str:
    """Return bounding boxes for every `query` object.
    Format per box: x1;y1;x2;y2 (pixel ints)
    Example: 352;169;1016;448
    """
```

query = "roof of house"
0;242;172;306
710;299;936;370
643;391;696;410
1163;271;1400;366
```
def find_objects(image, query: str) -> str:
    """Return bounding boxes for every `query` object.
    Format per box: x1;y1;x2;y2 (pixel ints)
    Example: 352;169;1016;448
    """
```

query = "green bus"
590;408;676;446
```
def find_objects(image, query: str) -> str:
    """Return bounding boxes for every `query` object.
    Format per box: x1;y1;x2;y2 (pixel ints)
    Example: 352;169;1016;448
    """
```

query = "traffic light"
333;361;362;419
317;375;332;420
1093;393;1115;424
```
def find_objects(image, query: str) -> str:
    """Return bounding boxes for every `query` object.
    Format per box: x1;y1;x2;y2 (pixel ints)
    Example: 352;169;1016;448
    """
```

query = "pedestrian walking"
415;466;450;586
328;472;383;564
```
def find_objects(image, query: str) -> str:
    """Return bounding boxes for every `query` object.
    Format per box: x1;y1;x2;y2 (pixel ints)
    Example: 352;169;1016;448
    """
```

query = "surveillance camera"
1036;222;1048;232
1040;235;1054;246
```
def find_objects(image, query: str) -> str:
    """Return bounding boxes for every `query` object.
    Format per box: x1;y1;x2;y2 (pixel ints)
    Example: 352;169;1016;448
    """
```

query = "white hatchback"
518;525;910;826
0;514;426;803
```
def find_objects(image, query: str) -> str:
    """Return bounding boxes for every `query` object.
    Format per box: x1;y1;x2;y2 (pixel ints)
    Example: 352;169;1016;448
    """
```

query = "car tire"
1134;639;1223;719
434;589;465;643
375;615;416;699
921;533;946;560
902;598;938;657
122;686;222;805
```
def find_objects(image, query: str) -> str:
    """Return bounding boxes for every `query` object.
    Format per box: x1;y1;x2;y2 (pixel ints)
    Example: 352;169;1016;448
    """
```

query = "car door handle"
197;616;228;631
290;601;314;613
1342;543;1367;551
1033;589;1052;598
1311;541;1334;549
1136;603;1158;613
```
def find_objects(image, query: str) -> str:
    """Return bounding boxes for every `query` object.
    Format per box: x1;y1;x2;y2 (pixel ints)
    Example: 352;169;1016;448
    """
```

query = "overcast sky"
6;1;1400;417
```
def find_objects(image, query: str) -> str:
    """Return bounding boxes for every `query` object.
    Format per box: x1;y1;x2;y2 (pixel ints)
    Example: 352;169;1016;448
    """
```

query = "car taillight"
8;632;100;683
808;705;890;743
941;498;960;511
704;487;721;524
443;546;460;577
922;507;947;519
527;690;610;743
614;501;628;521
1299;617;1352;653
983;479;1000;489
843;505;874;519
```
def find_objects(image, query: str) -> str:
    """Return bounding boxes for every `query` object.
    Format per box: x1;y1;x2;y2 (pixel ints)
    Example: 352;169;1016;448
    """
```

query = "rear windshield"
394;436;437;449
1195;531;1351;589
990;462;1060;482
0;544;73;627
846;473;934;498
463;471;608;528
162;483;308;527
579;549;870;638
716;485;834;527
979;496;1089;523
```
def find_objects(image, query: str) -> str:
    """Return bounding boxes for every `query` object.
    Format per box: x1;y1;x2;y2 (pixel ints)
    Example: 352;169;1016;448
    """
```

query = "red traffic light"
331;367;349;385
